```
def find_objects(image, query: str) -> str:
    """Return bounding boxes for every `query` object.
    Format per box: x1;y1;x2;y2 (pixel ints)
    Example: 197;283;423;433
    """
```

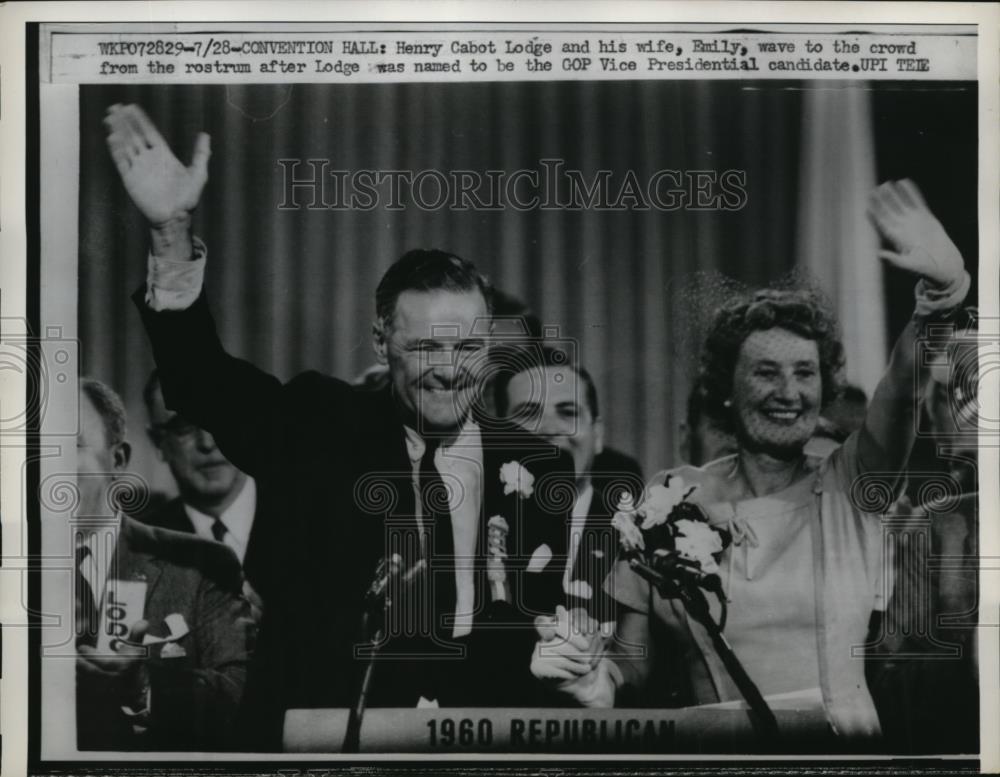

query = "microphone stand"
342;556;394;754
342;556;423;753
342;610;383;754
628;557;779;741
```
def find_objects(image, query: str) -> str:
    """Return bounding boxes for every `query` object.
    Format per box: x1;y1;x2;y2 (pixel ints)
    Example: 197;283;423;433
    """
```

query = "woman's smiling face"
731;327;823;456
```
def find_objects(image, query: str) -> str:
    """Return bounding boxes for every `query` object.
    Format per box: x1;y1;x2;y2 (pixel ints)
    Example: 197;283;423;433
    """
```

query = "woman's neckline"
712;452;821;504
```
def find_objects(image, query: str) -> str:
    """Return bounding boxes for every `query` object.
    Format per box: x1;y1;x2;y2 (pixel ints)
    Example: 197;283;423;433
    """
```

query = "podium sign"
284;706;834;753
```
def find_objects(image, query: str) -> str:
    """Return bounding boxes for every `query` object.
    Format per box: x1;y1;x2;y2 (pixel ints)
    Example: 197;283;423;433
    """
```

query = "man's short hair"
491;288;543;339
374;248;493;326
81;376;127;448
491;344;599;420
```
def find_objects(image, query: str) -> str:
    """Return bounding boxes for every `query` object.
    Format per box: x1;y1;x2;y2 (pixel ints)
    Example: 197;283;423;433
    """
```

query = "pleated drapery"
798;82;885;398
79;81;805;491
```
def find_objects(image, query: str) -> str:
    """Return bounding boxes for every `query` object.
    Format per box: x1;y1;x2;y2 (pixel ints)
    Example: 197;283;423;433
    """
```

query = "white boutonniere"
500;460;535;499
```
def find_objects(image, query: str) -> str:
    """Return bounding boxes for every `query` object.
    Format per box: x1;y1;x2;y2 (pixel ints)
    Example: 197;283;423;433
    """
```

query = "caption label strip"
47;29;976;83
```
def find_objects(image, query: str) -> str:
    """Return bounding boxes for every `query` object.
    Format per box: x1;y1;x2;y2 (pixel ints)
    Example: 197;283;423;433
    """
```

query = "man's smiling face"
376;289;490;435
504;365;604;486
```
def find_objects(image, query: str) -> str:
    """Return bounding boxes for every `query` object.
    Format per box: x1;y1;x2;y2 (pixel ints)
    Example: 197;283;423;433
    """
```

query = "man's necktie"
212;518;229;542
211;518;228;543
419;441;456;641
75;546;99;647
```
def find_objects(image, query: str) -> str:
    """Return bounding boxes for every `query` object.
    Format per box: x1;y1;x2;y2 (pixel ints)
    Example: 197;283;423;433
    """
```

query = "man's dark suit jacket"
135;289;573;748
77;515;255;751
564;449;645;622
140;497;195;534
140;495;270;614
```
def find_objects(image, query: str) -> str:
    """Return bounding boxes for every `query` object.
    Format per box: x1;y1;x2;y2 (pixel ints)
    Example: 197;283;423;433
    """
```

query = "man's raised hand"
104;104;211;227
868;178;965;287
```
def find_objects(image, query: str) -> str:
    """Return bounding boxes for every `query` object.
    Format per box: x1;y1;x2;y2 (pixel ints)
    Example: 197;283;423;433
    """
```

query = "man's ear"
372;319;388;365
594;417;605;456
112;441;132;472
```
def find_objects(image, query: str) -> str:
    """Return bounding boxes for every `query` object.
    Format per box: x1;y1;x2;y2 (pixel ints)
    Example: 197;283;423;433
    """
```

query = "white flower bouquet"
611;475;731;618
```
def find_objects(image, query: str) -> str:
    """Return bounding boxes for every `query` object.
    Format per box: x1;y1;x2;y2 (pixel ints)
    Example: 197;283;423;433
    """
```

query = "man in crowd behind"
493;345;644;625
74;377;254;751
867;309;979;753
141;369;265;616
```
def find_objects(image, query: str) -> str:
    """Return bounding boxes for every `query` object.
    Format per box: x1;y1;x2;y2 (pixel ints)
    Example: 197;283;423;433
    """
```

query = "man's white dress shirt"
183;477;256;563
404;419;483;639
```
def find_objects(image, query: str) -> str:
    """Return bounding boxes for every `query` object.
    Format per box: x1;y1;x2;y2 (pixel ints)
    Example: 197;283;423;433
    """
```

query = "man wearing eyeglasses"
75;377;254;751
142;369;265;618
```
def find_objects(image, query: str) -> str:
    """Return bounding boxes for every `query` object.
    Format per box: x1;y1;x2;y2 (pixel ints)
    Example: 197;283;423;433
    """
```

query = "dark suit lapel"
369;386;416;519
167;500;196;534
144;498;196;534
567;486;619;620
479;441;509;529
572;484;605;581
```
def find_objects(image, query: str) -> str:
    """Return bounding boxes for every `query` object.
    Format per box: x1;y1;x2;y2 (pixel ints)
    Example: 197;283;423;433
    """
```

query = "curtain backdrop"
798;82;885;398
79;81;820;492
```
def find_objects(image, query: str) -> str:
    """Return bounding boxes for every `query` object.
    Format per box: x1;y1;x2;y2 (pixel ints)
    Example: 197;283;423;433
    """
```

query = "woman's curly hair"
695;288;846;431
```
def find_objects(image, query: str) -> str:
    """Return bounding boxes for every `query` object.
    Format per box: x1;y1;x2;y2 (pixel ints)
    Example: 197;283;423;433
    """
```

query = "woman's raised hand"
868;178;965;286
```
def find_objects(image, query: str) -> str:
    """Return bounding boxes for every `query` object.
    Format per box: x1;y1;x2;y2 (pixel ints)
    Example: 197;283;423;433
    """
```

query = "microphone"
627;549;728;629
346;552;425;754
365;556;391;603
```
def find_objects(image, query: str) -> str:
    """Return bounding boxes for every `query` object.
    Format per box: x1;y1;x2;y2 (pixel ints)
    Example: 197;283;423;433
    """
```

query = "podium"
283;700;834;754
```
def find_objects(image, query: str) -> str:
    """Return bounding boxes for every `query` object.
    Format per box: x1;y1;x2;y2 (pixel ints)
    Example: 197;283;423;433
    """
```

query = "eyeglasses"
151;416;200;440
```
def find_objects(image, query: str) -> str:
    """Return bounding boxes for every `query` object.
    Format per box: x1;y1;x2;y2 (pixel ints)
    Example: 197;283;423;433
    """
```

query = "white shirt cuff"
913;270;971;320
145;236;207;311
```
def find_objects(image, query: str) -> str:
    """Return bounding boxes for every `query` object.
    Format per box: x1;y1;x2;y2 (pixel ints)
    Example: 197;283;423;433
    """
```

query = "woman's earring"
723;399;732;408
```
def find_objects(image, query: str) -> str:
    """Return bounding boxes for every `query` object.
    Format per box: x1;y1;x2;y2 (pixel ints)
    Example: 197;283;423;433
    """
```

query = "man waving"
106;103;572;748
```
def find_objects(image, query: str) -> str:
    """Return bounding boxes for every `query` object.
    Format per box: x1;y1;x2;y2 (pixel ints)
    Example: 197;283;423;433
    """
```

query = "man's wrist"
150;214;194;262
567;658;618;708
913;270;971;322
603;656;624;690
